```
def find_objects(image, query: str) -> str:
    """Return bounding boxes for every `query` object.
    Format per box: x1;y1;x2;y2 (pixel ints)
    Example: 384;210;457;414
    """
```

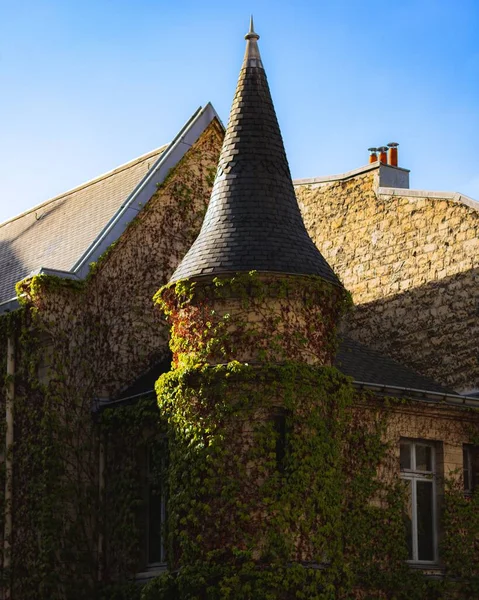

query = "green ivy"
146;272;479;600
0;122;225;599
150;360;450;599
1;260;478;599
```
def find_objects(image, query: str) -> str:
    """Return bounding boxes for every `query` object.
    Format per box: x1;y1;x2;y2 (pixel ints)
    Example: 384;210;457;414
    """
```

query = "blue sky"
1;0;478;224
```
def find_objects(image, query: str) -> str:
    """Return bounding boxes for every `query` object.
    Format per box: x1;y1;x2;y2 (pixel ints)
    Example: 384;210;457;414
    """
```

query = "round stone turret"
159;20;348;369
155;23;352;584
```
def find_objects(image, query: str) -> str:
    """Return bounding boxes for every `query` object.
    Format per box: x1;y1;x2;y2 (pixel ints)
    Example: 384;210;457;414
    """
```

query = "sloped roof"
0;148;165;305
0;104;222;309
336;337;452;394
109;335;451;407
171;21;339;285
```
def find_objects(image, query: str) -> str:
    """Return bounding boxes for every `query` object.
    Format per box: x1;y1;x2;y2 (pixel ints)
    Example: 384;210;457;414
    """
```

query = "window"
145;438;168;566
400;440;437;563
273;413;287;473
463;445;479;494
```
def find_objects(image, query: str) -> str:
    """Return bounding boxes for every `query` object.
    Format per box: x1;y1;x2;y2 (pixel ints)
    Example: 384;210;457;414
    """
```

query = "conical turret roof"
170;19;340;286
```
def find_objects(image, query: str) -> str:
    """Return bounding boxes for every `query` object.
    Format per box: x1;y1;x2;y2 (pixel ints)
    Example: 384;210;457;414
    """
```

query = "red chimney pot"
378;146;388;164
387;142;399;167
368;147;378;164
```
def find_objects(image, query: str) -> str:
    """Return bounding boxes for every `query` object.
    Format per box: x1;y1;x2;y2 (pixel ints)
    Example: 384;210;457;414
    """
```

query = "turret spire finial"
243;15;262;66
245;15;259;40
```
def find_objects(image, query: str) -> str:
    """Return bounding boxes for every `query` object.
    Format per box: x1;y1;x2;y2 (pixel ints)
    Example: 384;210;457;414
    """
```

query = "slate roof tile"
171;24;339;286
0;146;166;304
114;336;451;402
336;337;453;394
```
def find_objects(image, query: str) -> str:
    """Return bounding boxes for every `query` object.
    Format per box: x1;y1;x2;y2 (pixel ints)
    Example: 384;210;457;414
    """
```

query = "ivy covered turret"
154;18;357;598
160;17;348;369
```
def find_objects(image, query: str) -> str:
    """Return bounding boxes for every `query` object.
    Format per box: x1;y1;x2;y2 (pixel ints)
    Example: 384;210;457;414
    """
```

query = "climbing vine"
98;395;168;594
145;272;479;599
155;272;352;369
149;352;410;598
0;120;477;599
149;369;479;598
0;121;223;599
1;256;479;599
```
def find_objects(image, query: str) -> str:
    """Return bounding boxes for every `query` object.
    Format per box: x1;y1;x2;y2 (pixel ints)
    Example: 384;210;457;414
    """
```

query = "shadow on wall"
347;267;479;393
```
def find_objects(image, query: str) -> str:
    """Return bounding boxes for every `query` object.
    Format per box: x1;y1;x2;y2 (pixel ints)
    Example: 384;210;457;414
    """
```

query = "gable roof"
0;103;222;311
0;147;166;307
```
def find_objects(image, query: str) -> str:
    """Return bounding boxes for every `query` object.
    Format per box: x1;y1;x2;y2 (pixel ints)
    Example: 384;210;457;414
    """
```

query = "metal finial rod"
245;15;259;40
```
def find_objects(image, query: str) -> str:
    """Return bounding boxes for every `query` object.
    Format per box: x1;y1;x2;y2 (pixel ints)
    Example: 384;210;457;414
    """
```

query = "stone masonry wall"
296;170;479;392
377;400;475;482
4;120;224;593
24;119;224;401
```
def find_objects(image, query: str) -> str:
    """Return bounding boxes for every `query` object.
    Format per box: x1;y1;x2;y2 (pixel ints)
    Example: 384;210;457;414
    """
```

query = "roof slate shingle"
170;24;339;285
336;337;452;394
112;335;451;402
0;147;166;304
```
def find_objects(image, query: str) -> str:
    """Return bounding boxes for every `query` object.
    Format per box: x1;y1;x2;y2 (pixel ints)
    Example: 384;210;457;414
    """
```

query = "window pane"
403;479;413;560
471;448;479;492
464;447;471;491
415;444;432;472
400;443;411;470
148;481;164;563
416;480;434;561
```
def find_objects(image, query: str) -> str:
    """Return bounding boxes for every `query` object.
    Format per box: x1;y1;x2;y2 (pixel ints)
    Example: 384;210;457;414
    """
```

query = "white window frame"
400;439;438;565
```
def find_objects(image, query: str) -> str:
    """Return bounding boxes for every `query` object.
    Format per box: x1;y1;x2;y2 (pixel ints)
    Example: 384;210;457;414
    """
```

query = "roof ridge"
0;145;168;230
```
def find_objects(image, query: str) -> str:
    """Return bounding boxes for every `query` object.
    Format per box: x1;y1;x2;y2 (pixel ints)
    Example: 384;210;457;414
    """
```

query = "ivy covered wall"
146;272;479;599
0;123;478;599
0;121;223;599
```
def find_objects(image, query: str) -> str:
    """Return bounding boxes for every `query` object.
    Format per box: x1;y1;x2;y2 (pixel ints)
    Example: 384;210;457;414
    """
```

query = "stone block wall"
0;120;224;595
380;400;474;480
22;119;224;401
296;169;479;392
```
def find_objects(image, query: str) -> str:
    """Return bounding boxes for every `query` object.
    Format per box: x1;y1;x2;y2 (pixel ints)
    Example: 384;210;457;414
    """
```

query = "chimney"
378;146;388;164
387;142;399;167
368;147;378;163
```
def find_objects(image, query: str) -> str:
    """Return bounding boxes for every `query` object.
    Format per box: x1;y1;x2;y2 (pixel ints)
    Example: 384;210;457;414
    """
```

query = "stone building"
0;19;478;600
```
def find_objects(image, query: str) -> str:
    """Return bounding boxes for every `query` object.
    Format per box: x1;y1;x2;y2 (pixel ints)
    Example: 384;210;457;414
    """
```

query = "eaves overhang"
354;380;479;409
93;377;479;415
0;297;20;314
93;390;154;413
0;268;82;315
